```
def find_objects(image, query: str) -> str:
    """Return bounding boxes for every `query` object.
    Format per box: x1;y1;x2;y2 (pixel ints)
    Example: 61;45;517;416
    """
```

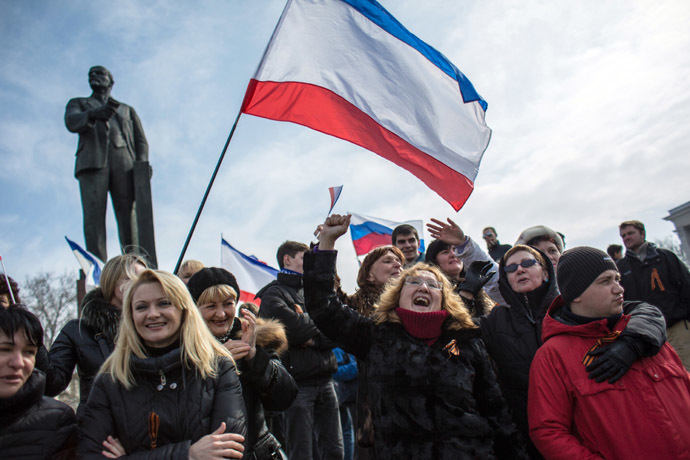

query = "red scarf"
395;308;449;345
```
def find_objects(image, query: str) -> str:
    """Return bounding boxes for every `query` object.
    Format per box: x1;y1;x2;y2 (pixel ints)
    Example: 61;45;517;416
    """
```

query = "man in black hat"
528;246;688;460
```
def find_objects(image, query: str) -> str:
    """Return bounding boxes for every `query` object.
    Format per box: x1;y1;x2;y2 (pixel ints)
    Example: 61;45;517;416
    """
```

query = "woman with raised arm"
78;269;246;459
187;267;297;460
44;254;147;416
303;214;528;460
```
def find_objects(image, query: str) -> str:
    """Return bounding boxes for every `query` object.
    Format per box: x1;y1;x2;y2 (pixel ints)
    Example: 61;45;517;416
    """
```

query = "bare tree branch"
23;271;78;347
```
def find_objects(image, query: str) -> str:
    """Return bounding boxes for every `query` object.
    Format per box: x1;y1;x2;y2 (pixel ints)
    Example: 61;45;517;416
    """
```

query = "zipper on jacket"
522;294;536;324
157;369;167;391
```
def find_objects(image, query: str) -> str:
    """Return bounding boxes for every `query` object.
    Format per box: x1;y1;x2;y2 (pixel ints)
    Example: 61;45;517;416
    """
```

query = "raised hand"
457;260;496;296
240;309;257;360
426;218;466;246
318;213;351;250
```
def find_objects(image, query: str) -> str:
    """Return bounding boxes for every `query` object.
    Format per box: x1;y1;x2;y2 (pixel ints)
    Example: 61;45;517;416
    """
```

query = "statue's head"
88;66;114;91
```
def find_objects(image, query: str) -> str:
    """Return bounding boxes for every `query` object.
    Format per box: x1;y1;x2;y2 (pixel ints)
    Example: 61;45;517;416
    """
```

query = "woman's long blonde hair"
99;253;148;304
372;263;477;330
100;270;233;389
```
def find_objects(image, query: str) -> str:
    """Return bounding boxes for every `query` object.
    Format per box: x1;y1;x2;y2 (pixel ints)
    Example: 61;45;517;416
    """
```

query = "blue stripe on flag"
221;238;279;276
350;221;393;240
64;237;102;285
341;0;488;111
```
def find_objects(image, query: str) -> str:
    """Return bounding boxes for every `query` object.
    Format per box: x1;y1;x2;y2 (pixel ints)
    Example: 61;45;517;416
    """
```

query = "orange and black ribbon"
444;339;460;358
651;268;665;292
582;331;621;367
148;412;160;450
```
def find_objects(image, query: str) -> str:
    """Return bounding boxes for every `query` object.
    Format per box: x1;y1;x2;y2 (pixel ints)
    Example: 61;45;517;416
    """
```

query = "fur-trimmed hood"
80;288;120;341
229;316;289;357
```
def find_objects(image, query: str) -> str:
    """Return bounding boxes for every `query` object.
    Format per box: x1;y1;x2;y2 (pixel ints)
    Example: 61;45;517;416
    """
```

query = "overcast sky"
1;0;689;293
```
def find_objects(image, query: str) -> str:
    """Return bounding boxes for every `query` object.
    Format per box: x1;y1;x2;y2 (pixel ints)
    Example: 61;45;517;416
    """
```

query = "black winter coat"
479;249;667;459
617;243;690;327
77;348;247;459
0;370;76;460
225;317;298;459
44;288;119;415
256;272;337;383
303;251;528;460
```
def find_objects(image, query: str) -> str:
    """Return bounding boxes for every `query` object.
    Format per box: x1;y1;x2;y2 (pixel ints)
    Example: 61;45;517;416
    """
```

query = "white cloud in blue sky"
1;0;689;293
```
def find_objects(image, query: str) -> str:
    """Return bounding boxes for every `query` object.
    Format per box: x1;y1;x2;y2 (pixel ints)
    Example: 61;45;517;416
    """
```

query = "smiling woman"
305;214;529;460
0;307;77;459
187;267;297;460
77;270;247;459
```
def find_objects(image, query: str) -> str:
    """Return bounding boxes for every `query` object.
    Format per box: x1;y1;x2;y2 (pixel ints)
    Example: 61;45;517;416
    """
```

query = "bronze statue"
65;66;157;266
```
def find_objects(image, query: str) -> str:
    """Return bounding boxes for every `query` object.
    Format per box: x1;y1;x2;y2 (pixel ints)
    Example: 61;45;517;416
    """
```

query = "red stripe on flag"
242;79;474;211
239;290;260;305
352;233;395;256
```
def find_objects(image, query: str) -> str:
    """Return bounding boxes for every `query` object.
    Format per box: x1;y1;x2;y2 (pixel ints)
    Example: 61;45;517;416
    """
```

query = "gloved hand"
586;337;640;383
457;260;496;296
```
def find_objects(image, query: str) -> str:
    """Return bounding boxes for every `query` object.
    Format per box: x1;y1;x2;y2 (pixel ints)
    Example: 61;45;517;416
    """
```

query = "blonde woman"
45;253;147;416
78;270;246;459
187;267;296;460
304;215;528;460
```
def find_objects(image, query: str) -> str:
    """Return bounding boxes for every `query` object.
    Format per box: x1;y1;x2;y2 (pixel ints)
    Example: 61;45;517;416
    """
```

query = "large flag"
349;213;424;260
65;237;103;290
220;238;279;304
241;0;491;211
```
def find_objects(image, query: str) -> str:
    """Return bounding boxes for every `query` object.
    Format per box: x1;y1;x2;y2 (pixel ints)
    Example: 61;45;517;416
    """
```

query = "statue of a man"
65;66;149;263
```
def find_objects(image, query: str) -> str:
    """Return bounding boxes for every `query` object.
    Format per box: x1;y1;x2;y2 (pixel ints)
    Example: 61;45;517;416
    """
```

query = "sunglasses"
483;233;495;238
504;258;539;273
404;276;442;290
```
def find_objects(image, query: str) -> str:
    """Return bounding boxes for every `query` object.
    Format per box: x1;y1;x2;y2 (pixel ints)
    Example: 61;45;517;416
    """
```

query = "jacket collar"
542;295;630;343
80;288;121;340
0;370;45;427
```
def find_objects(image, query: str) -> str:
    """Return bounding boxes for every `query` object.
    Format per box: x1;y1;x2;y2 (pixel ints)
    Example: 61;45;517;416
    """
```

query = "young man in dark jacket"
617;219;690;369
529;247;690;460
256;241;342;460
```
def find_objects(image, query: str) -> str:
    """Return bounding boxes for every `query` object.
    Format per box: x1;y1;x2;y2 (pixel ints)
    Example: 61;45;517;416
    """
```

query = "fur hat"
557;247;618;304
187;267;240;303
515;225;564;253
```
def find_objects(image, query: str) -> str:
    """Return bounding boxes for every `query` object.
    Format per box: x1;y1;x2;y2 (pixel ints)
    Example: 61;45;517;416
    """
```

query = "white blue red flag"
241;0;491;211
348;213;424;260
328;185;343;215
65;237;103;289
220;238;279;304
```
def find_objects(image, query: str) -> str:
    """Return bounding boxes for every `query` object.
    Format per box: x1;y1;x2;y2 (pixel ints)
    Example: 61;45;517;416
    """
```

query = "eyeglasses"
404;276;442;290
504;258;539;273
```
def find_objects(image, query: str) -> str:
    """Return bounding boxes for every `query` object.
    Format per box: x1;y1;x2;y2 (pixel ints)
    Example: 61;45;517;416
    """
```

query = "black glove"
586;336;641;383
457;260;496;296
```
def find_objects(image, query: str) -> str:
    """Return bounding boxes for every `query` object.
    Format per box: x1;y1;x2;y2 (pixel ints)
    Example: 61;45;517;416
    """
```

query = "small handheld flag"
328;185;343;215
348;213;424;261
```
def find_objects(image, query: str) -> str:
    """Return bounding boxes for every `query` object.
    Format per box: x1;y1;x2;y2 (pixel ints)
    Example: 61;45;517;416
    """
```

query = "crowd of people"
1;216;689;459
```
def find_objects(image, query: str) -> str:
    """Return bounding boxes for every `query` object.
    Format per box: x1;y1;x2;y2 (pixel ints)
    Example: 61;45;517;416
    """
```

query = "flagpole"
174;110;243;275
0;253;17;304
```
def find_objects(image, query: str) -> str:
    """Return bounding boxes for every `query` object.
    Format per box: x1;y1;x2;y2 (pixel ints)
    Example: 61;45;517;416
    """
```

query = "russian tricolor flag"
220;238;279;304
349;213;424;259
242;0;491;211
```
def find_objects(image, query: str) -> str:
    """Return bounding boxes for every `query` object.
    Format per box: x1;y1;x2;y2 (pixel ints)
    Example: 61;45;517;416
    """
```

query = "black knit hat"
557;247;618;304
187;267;240;303
425;240;452;265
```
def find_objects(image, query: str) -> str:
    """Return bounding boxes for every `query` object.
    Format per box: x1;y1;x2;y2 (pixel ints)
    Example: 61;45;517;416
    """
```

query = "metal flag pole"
174;110;243;275
0;253;17;304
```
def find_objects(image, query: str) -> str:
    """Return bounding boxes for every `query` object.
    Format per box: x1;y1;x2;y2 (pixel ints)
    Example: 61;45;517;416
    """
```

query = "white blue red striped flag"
328;185;343;215
242;0;491;211
220;238;279;305
348;212;424;260
65;237;103;289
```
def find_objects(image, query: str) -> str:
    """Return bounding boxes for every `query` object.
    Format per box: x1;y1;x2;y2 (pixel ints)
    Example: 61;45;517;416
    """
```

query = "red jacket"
528;296;690;460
